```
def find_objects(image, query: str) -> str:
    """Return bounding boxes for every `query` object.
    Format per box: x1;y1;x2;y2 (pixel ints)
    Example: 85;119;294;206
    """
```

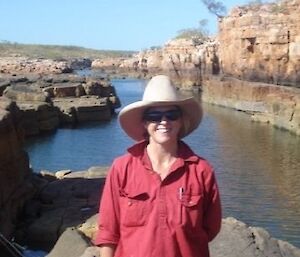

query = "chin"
154;135;177;144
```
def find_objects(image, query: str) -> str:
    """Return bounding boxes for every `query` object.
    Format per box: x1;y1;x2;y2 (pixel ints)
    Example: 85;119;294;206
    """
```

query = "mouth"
156;127;171;133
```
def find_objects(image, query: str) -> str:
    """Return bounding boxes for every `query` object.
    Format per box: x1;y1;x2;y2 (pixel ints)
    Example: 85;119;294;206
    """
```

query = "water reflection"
198;104;300;246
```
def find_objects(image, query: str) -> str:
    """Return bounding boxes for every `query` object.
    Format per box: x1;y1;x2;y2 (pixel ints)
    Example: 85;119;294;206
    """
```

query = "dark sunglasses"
143;109;181;122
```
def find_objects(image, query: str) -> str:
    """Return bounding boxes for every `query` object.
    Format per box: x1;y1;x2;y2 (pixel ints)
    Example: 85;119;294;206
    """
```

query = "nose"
159;116;168;123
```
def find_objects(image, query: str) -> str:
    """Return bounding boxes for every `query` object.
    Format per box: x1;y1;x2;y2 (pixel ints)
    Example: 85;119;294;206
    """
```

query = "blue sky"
0;0;250;51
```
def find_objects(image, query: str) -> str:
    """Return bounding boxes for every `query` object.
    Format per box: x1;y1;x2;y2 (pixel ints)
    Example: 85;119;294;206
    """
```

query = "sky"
0;0;251;51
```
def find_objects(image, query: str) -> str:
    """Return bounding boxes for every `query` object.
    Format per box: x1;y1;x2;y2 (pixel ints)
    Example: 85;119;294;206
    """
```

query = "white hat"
118;75;202;141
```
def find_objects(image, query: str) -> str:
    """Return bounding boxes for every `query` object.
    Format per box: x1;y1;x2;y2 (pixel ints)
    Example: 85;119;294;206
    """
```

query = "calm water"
24;78;300;248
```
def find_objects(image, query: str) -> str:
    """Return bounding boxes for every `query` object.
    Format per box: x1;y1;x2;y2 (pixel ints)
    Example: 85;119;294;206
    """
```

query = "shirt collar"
127;140;199;165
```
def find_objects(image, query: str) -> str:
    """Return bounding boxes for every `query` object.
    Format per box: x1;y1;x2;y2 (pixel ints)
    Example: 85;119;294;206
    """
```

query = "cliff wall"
0;97;34;238
92;0;300;135
218;0;300;86
202;77;300;135
92;38;219;90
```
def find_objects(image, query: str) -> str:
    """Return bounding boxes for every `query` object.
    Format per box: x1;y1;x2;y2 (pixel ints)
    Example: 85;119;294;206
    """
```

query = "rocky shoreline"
1;0;300;255
0;72;120;137
16;167;300;257
0;56;299;256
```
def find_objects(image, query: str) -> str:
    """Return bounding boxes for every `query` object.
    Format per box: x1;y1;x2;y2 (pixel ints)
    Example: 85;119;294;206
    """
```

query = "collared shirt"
94;140;222;257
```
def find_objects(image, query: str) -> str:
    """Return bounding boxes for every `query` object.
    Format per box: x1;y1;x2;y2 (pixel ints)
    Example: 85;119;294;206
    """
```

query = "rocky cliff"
0;97;34;238
218;0;300;86
91;0;300;135
92;38;219;90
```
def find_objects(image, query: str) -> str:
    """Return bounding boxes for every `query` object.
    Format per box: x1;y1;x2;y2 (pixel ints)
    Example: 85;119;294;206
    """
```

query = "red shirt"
94;140;222;257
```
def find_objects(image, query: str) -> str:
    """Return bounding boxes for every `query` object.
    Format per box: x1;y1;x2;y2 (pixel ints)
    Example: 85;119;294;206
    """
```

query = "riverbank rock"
16;167;300;257
92;38;218;90
0;73;121;136
2;83;60;136
16;167;108;251
99;0;300;88
0;97;35;238
202;76;300;136
46;217;300;257
0;57;72;74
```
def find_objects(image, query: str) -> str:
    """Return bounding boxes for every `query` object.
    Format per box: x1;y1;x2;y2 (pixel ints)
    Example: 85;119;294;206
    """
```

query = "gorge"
0;0;300;256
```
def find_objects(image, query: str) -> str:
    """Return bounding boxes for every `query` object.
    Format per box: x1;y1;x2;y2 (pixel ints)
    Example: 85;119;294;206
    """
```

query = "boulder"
17;167;107;251
52;96;113;124
46;228;91;257
46;216;300;257
209;217;300;257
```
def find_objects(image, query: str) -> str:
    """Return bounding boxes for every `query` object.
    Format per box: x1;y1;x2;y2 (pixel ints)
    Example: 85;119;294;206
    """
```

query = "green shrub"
0;41;136;59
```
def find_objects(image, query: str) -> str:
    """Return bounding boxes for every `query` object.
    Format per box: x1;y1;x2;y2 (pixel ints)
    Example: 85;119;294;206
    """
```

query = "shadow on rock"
15;166;107;252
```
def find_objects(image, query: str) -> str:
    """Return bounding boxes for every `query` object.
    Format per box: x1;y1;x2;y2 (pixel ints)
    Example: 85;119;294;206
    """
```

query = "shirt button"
189;201;193;204
128;201;132;206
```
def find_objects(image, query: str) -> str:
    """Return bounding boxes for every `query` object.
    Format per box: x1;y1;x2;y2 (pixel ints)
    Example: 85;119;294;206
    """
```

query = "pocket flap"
181;194;202;207
119;188;149;200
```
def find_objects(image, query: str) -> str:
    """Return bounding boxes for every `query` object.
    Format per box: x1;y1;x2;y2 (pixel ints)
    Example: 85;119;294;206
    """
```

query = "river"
24;77;300;248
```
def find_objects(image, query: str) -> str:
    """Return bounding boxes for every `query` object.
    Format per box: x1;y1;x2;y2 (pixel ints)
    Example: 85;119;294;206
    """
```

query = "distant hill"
0;41;137;59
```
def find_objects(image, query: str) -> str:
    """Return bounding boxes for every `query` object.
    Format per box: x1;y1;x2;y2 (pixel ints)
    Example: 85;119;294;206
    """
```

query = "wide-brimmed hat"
118;75;202;141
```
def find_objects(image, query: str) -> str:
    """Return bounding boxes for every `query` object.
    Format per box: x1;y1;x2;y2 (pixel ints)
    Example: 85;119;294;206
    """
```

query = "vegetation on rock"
0;41;137;59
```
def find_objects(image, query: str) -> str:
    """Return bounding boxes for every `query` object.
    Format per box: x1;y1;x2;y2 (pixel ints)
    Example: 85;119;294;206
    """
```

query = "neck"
146;139;178;165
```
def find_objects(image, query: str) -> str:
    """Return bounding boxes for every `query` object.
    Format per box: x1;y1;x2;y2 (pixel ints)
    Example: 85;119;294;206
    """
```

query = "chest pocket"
179;193;203;228
119;189;150;227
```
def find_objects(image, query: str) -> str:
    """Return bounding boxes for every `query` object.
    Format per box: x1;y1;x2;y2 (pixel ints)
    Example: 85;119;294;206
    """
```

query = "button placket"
158;186;167;226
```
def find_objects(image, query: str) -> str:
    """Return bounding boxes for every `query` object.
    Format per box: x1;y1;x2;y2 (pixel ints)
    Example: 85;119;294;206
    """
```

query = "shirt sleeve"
93;161;121;246
201;161;222;242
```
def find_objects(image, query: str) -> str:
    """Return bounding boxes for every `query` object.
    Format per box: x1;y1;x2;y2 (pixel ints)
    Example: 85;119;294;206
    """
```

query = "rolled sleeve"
93;162;121;246
202;163;222;241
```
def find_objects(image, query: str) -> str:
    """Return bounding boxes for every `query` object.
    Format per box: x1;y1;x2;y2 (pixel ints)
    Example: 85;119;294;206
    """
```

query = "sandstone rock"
77;214;98;239
16;102;60;136
53;96;112;124
69;58;92;70
218;0;300;86
1;73;121;134
18;169;107;251
79;246;100;257
46;216;300;257
0;57;72;74
0;78;10;96
209;217;300;257
17;168;300;257
0;97;33;238
3;84;49;102
46;228;91;257
55;169;72;179
202;77;300;136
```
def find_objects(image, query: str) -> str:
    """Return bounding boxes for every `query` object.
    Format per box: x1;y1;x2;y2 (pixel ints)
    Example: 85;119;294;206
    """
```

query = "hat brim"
118;97;202;141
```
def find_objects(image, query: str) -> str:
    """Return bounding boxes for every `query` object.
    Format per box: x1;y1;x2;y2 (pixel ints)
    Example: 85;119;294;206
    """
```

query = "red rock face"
218;0;300;86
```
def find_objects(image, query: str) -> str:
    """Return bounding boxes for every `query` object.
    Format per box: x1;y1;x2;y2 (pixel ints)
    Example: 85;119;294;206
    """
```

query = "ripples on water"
24;78;300;248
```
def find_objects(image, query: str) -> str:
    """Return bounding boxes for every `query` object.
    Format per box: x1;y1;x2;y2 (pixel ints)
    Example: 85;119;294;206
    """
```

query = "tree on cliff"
201;0;226;17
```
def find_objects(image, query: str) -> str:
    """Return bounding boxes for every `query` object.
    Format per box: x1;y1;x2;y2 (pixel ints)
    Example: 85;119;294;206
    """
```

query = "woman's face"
143;106;182;145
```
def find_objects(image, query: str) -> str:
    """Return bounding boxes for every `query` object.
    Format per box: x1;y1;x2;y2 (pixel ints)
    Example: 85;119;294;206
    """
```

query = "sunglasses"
143;109;181;122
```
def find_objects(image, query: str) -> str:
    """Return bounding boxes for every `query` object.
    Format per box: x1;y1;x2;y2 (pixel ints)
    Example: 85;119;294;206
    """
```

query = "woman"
94;75;222;257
